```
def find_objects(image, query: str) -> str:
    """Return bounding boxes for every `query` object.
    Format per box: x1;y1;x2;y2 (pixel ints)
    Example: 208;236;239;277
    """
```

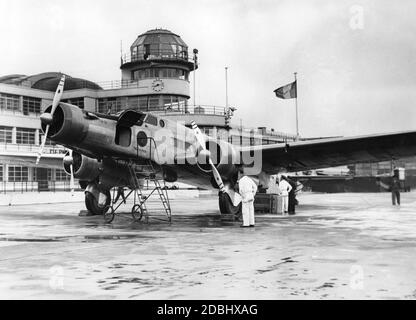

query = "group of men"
237;172;299;228
267;174;298;215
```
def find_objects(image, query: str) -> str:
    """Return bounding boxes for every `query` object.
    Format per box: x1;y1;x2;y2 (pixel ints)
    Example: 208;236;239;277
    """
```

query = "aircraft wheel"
103;205;115;224
219;192;241;217
85;190;111;215
131;204;144;222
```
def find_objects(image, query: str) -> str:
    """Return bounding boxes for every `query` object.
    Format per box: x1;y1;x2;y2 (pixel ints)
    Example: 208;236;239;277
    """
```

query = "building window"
97;95;187;114
148;96;160;110
16;128;36;145
127;96;139;110
8;166;29;182
62;98;84;109
0;126;13;143
132;67;189;80
0;165;3;182
0;93;20;112
55;169;69;181
138;96;148;109
22;96;41;115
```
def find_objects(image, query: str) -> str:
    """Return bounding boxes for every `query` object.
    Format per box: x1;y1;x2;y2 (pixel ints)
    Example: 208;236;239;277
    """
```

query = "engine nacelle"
42;103;89;145
63;152;135;188
63;152;101;181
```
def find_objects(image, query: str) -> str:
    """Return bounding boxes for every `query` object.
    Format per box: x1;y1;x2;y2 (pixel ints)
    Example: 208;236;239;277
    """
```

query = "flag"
274;80;297;99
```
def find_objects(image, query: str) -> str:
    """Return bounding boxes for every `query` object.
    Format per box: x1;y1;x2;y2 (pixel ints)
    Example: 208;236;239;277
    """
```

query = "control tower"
120;28;196;113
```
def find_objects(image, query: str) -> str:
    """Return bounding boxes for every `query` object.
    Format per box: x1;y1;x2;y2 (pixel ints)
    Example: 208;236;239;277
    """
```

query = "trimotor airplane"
4;75;416;218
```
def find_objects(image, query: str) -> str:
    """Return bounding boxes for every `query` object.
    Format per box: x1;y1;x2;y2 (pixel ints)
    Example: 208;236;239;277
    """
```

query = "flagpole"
294;72;299;141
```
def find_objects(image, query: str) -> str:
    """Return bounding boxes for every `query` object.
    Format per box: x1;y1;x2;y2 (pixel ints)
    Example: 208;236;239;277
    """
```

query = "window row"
132;68;189;80
97;95;188;114
131;44;188;60
32;168;69;181
1;94;42;114
0;166;70;182
0;127;57;146
61;97;84;109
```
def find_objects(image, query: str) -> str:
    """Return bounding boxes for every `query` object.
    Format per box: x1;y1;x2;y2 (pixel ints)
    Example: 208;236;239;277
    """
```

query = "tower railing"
0;143;66;154
96;104;228;117
121;50;195;65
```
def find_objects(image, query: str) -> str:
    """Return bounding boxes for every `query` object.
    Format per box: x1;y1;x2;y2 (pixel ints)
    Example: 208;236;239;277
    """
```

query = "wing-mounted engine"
62;151;137;189
63;151;101;181
41;102;89;145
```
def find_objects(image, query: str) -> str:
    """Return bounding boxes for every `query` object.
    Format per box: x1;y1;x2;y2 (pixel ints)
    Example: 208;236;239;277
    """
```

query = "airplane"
4;74;416;219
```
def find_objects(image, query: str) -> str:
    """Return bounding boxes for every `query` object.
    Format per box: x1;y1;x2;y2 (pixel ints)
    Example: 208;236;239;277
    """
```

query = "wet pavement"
1;191;416;299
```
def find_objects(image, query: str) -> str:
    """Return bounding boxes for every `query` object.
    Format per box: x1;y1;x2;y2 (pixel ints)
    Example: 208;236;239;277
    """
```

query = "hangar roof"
0;72;102;91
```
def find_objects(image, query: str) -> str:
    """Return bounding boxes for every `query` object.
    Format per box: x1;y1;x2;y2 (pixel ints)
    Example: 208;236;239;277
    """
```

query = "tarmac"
1;191;416;299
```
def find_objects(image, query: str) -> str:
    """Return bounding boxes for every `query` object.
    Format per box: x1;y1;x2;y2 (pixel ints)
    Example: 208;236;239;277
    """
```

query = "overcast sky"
1;0;415;137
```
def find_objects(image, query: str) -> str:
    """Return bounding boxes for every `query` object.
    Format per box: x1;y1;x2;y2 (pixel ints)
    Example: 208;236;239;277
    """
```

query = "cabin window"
144;114;158;126
137;131;148;147
115;126;131;147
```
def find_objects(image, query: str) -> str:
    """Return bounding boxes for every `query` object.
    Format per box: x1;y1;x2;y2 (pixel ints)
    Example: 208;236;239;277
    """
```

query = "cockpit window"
144;114;158;126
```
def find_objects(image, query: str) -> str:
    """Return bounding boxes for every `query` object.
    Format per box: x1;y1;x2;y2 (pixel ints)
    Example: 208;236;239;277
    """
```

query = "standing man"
286;176;298;215
113;186;126;204
238;174;258;227
278;175;292;215
390;172;401;206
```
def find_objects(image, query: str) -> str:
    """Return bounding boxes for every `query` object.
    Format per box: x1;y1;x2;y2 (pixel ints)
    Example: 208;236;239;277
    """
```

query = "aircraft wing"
240;130;416;172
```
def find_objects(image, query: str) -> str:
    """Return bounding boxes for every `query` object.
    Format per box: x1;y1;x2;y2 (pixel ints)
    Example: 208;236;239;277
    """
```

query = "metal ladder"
128;160;171;223
127;164;149;220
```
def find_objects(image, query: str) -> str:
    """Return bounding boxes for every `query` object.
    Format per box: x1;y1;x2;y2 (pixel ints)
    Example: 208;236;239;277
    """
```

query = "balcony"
0;143;66;155
96;104;228;117
157;105;227;116
121;50;196;67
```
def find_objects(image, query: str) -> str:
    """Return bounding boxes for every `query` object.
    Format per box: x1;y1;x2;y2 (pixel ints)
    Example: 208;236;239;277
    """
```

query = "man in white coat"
238;175;258;227
278;175;292;215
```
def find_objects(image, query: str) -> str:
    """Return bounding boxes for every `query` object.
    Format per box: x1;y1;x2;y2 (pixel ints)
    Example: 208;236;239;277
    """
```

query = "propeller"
63;149;75;196
190;121;225;193
36;74;66;164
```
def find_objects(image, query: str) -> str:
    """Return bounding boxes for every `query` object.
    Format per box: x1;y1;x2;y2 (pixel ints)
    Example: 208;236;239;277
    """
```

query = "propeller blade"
190;120;207;151
209;158;225;193
36;74;66;164
70;163;75;196
68;149;75;196
191;120;226;193
36;126;49;165
50;75;66;115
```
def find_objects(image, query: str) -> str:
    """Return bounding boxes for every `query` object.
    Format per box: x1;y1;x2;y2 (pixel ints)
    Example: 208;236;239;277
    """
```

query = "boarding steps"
127;160;172;223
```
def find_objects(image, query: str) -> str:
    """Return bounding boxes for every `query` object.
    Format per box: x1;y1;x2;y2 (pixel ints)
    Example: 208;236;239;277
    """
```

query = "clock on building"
151;79;164;92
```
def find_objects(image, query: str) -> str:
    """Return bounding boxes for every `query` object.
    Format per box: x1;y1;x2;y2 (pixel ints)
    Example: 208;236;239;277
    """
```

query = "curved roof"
131;28;188;48
0;72;102;91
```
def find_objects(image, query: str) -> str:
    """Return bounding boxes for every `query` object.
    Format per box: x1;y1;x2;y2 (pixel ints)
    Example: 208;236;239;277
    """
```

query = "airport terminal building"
0;28;296;192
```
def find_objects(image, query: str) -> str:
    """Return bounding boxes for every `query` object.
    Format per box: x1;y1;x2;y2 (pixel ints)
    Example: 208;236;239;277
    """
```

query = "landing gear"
103;205;115;223
131;204;144;222
84;189;111;215
219;192;241;217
